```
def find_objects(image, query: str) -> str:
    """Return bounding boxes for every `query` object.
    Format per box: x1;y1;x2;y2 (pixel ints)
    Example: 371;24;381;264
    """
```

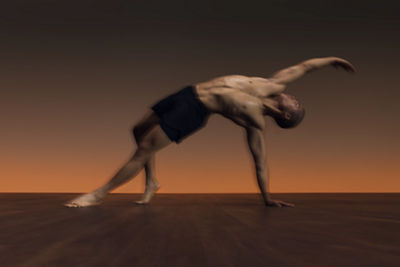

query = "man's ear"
283;112;291;120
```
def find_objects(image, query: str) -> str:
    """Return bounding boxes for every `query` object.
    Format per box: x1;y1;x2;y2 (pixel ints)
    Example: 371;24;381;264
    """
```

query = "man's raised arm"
269;57;356;85
245;127;294;207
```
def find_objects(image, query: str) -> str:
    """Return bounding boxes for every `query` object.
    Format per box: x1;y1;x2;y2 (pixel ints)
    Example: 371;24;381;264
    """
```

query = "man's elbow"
299;62;314;73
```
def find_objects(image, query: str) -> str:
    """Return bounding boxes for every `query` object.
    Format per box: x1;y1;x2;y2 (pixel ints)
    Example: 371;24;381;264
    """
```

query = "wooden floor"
0;193;399;267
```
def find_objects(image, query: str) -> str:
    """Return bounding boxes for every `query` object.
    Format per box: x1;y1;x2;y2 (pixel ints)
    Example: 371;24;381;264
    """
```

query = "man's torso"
193;75;284;129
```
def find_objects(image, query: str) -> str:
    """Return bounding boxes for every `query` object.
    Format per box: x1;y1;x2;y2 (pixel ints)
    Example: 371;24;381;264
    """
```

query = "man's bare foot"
135;180;160;205
64;191;104;208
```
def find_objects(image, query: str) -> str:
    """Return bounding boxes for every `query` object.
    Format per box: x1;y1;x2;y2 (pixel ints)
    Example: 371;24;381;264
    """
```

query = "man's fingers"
284;202;295;208
266;199;295;208
280;201;295;207
333;59;356;73
344;63;356;73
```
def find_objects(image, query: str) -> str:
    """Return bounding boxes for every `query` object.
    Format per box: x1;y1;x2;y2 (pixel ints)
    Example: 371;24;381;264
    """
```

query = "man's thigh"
133;110;161;139
136;110;161;128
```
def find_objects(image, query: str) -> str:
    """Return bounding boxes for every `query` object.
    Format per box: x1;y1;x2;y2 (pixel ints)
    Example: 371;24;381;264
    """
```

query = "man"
65;56;355;208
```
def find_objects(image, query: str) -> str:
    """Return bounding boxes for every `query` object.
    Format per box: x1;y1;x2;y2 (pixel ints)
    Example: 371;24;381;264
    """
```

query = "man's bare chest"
214;89;265;129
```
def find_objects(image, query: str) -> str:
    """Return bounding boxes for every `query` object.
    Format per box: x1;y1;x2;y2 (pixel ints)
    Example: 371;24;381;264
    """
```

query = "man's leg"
132;111;162;204
64;124;172;207
134;156;159;204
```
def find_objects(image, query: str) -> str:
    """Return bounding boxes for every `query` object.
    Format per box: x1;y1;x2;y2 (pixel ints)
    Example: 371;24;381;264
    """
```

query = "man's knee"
133;123;170;157
132;119;157;142
132;123;148;142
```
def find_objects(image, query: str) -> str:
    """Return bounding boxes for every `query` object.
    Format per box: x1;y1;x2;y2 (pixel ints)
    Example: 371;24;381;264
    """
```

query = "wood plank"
0;193;399;266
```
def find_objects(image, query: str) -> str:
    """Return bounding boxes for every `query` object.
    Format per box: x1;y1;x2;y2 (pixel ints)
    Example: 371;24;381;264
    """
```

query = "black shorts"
151;85;211;144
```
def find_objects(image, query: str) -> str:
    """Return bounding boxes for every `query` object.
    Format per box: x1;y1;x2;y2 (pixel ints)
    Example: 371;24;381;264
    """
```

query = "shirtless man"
65;57;355;208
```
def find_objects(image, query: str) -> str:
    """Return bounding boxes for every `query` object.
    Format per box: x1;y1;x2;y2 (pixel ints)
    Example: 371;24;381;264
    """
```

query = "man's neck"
261;97;281;117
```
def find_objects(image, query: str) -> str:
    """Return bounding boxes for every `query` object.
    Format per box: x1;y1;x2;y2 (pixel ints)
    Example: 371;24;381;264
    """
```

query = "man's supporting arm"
245;126;294;207
269;56;355;85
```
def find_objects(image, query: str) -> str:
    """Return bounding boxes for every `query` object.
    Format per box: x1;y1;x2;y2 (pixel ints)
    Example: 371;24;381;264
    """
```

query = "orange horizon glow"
2;118;399;193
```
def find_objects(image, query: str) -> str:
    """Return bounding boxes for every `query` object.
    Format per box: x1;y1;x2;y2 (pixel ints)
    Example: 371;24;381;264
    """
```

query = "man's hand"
330;57;356;73
265;199;295;208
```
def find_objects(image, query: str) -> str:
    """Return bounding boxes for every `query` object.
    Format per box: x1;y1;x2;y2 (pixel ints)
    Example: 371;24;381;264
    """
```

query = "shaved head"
274;93;305;129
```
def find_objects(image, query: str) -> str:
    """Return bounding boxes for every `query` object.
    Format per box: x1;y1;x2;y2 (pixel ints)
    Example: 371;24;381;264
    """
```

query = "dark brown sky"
1;0;399;193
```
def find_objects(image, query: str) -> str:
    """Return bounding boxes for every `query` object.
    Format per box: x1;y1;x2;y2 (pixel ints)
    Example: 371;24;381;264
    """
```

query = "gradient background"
1;0;399;193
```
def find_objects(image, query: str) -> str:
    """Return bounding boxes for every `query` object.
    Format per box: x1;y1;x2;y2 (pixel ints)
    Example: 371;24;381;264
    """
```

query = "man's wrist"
263;194;272;202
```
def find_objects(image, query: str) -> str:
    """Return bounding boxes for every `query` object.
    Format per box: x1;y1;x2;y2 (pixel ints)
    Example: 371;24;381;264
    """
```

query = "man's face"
279;93;300;111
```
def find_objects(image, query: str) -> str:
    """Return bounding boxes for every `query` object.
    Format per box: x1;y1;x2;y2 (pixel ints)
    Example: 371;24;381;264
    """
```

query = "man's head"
272;93;305;129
